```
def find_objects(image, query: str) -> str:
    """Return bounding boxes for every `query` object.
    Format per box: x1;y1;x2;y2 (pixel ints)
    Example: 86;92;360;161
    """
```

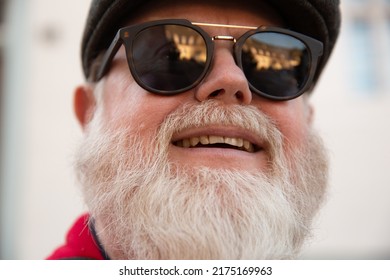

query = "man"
48;0;341;259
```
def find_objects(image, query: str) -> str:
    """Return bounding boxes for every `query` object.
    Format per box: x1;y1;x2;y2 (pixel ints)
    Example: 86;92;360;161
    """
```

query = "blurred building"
0;0;7;258
0;0;89;259
303;0;390;259
344;0;390;94
0;0;389;259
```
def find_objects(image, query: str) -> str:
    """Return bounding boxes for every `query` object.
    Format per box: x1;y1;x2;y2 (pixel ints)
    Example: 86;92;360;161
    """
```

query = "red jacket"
46;214;108;260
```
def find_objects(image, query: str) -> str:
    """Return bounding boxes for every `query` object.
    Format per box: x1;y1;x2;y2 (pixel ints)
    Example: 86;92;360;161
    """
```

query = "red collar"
46;214;107;260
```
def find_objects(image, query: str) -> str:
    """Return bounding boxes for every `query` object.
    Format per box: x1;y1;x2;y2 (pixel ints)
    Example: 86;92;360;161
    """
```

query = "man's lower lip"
168;145;268;171
170;145;261;156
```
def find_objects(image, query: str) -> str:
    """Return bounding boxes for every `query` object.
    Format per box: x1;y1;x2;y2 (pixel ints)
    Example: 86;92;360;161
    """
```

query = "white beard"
75;100;329;259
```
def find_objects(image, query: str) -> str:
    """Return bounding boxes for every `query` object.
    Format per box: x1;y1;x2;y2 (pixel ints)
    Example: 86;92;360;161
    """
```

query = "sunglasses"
95;19;323;101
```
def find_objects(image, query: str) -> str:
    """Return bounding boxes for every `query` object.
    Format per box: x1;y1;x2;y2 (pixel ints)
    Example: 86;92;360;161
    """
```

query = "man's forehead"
126;0;284;27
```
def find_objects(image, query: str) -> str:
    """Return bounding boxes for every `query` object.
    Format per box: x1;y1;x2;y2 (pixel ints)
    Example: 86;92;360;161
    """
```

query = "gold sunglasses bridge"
192;22;258;30
212;35;237;43
192;21;258;44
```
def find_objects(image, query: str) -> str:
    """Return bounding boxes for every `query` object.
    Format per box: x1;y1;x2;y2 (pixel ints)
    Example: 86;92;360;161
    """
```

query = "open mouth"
173;135;259;153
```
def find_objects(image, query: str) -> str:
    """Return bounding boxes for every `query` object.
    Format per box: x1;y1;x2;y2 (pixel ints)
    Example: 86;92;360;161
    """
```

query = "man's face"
95;0;313;172
74;0;329;259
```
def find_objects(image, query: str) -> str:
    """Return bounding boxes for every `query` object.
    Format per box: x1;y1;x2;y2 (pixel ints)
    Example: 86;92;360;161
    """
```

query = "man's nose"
194;46;253;105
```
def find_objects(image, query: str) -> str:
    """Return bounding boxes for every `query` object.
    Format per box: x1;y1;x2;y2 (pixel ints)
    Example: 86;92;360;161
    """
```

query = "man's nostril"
206;89;247;103
236;91;244;101
209;89;222;98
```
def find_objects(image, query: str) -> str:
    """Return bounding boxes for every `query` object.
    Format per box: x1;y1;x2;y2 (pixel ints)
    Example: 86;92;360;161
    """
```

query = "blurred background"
0;0;389;259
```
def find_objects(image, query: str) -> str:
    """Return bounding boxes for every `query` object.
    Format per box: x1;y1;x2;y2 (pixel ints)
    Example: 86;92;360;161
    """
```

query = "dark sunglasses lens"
131;24;207;93
241;33;310;98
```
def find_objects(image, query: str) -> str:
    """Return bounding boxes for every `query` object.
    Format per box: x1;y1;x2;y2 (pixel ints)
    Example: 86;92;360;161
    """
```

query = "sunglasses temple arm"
96;31;123;81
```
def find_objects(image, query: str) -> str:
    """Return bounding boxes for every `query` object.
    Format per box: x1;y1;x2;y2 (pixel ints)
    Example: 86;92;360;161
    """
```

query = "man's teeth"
175;136;255;152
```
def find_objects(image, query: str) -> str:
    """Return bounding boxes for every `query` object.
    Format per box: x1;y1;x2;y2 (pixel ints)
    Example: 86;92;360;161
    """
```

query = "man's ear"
73;84;96;130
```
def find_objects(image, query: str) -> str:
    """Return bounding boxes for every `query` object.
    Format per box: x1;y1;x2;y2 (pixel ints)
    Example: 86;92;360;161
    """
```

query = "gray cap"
81;0;341;82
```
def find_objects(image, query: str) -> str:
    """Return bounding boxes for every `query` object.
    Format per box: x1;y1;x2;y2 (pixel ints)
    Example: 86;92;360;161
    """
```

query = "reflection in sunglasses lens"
132;25;207;92
241;33;310;98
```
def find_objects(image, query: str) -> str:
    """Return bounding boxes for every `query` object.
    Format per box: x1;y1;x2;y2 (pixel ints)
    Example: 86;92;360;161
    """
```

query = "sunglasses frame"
95;19;323;101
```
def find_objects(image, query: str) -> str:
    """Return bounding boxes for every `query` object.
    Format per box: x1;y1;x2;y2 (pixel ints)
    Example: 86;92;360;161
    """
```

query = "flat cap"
82;0;341;82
